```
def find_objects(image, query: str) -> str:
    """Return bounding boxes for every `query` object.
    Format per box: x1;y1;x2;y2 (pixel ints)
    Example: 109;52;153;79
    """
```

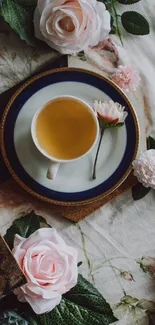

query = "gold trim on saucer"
0;67;140;206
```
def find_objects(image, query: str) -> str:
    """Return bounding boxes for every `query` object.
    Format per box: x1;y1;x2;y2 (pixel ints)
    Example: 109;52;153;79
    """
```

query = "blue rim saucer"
1;68;139;206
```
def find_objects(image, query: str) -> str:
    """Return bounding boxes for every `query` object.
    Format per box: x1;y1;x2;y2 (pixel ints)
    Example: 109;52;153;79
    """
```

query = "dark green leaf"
116;122;124;127
38;299;114;325
110;16;116;35
0;311;29;325
99;120;124;129
103;0;112;11
147;136;155;150
77;261;83;267
132;182;151;201
110;15;114;28
99;119;108;129
24;313;39;325
108;122;124;128
118;0;141;4
65;275;115;320
121;11;150;35
38;275;116;325
14;0;37;6
0;0;37;45
110;25;116;34
4;211;50;249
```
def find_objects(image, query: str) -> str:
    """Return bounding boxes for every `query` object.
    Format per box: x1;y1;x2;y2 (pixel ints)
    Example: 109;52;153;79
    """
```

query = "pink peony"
34;0;111;54
93;100;128;124
111;65;140;92
133;150;155;189
13;228;78;314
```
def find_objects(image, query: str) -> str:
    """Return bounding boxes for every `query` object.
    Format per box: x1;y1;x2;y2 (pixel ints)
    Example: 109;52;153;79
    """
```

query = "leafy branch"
106;0;150;43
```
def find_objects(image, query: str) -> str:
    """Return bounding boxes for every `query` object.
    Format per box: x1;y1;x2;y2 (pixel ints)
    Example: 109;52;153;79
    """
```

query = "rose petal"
25;292;61;314
14;287;27;303
34;7;44;41
13;246;26;267
13;227;78;314
34;0;111;54
20;228;67;250
38;0;65;13
14;234;26;247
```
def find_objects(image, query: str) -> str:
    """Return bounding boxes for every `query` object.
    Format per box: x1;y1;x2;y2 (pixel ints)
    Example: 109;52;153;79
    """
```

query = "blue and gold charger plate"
1;68;139;206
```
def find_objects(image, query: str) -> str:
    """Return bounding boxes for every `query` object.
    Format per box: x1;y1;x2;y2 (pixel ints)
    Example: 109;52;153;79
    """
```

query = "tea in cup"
31;96;99;179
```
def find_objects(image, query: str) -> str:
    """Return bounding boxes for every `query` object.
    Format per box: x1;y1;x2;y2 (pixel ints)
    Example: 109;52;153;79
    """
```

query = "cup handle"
46;161;60;180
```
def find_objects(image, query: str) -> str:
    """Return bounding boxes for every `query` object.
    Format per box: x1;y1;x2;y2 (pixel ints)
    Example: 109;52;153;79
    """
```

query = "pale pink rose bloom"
93;100;128;124
111;65;140;92
34;0;111;54
13;228;78;314
133;150;155;189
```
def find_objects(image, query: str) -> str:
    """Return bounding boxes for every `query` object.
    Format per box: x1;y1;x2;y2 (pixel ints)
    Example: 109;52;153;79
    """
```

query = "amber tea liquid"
36;98;97;160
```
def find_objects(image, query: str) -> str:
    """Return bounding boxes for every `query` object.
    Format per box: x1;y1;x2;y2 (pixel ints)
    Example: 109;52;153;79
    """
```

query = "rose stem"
111;1;123;45
92;128;104;180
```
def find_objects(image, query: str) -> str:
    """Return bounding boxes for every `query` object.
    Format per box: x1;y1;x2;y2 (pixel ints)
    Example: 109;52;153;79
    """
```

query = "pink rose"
12;228;78;314
34;0;111;54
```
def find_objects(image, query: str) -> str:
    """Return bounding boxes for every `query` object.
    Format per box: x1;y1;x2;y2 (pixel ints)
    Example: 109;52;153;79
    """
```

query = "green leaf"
118;0;141;4
132;182;151;201
65;275;115;320
14;0;37;6
24;313;39;325
137;299;155;312
99;119;108;129
108;122;124;128
0;311;29;325
110;25;116;35
38;275;116;325
147;136;155;150
121;295;138;304
4;211;50;249
77;261;83;267
121;11;150;35
99;120;124;129
0;0;37;45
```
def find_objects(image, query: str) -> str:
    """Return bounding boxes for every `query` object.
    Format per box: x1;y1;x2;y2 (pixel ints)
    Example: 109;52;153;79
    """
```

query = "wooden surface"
49;172;137;221
0;172;137;223
0;236;26;299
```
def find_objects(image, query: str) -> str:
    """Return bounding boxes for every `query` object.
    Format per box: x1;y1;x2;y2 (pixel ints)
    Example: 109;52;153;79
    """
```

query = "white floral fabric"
0;1;155;324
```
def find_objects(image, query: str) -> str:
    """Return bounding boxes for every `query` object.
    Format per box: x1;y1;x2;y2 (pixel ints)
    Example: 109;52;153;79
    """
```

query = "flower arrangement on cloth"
132;135;155;201
92;100;128;179
0;212;117;325
0;0;143;93
0;0;150;52
34;0;110;54
13;228;78;314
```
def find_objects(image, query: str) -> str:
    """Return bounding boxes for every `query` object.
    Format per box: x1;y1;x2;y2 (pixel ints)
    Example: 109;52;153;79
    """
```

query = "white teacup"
31;95;99;180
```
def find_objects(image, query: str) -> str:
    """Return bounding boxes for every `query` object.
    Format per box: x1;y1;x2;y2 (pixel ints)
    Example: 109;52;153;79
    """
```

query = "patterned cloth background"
0;1;155;323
